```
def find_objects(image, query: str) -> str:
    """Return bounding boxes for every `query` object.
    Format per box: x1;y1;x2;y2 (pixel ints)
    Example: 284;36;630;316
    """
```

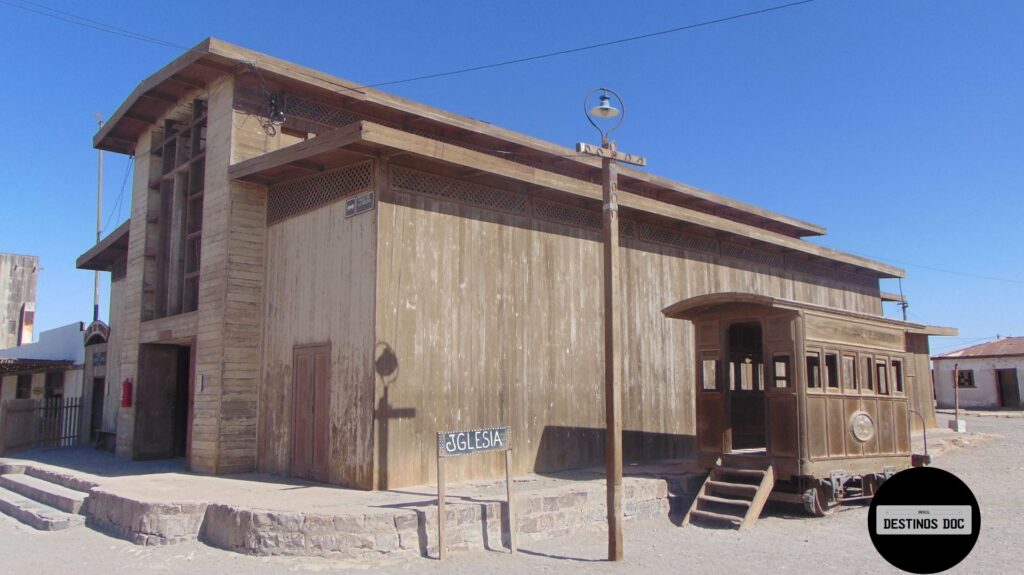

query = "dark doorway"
90;377;105;441
291;343;331;483
727;322;765;450
134;344;192;460
997;369;1021;408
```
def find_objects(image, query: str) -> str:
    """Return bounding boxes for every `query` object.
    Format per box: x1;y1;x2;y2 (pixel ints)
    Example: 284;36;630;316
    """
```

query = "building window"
701;352;719;391
843;355;857;391
956;370;975;388
863;356;874;392
45;371;63;399
773;354;791;389
825;353;840;389
16;374;32;399
876;360;890;395
806;352;821;389
892;360;904;394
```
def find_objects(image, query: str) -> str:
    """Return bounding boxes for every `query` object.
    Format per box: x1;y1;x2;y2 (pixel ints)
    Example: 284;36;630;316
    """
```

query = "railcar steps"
682;457;774;530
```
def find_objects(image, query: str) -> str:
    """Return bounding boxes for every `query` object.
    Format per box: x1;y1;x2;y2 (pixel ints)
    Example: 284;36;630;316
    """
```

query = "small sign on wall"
345;190;374;218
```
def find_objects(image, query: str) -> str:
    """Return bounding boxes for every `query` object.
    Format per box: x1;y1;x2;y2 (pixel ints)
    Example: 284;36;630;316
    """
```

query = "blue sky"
0;0;1020;354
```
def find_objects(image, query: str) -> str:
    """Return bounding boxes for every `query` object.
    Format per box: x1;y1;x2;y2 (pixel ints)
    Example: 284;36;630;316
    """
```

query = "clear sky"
0;0;1020;355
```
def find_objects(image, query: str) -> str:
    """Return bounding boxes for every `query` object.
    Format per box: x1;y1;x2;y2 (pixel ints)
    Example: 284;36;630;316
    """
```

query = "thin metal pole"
953;363;960;429
602;137;623;562
94;115;104;322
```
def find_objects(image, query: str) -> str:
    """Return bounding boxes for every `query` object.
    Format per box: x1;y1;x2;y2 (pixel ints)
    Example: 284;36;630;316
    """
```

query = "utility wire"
101;156;133;234
870;255;1024;285
1;0;816;90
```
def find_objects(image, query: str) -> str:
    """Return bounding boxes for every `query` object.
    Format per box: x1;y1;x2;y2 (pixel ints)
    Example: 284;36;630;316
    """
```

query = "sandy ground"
0;412;1018;574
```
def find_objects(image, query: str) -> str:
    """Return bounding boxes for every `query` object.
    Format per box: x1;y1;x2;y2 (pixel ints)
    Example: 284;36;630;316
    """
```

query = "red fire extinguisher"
121;378;133;408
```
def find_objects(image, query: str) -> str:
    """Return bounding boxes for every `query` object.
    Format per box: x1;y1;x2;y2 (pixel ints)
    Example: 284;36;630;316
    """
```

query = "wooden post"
601;141;624;562
505;449;517;554
953;363;960;430
437;455;447;560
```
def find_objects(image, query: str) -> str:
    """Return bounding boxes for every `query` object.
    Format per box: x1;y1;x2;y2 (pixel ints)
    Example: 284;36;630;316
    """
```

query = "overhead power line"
1;0;816;89
868;255;1024;285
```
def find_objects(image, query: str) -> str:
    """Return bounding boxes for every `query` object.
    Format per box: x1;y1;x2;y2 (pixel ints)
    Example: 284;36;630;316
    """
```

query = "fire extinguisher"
121;378;133;408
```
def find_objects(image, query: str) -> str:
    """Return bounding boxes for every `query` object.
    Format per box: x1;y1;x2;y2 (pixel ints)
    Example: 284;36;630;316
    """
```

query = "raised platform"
0;448;704;562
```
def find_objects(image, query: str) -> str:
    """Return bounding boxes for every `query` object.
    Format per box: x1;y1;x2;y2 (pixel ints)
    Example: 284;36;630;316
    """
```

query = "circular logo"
868;467;981;573
850;411;875;442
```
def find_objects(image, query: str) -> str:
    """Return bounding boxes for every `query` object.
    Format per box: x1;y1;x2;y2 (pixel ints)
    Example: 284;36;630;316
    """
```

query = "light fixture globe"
583;87;625;143
591;93;620;119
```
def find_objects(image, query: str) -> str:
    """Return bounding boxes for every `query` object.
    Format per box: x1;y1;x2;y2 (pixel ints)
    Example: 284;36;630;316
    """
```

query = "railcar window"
773;355;791;389
701;352;719;391
876;360;889;395
843;355;857;391
806;352;821;389
863;356;874;392
892;360;904;393
825;353;840;389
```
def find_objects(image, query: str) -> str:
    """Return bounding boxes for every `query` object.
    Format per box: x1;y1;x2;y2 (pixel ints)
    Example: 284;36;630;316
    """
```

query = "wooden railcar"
664;292;951;516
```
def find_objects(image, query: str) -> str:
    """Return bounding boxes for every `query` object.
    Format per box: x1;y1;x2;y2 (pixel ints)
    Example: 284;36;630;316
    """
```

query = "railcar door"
694;320;727;456
763;313;800;459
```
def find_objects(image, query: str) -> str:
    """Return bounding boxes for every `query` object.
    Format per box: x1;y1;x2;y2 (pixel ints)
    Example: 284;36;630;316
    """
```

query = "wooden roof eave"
230;121;903;279
77;220;130;271
100;37;825;238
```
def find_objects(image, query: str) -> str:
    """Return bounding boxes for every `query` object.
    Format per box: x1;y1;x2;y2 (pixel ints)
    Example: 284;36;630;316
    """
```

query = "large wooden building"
77;39;950;491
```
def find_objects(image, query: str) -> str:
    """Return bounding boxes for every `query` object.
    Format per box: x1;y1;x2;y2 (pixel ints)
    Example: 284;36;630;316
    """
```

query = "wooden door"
694;320;727;456
997;369;1021;408
764;314;799;458
291;344;331;482
134;345;178;459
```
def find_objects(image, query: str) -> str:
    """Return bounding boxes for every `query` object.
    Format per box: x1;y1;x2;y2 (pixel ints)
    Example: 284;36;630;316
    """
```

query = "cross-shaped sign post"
576;137;646;562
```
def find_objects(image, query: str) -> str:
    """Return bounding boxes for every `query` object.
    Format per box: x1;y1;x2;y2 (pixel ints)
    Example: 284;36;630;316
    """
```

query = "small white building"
933;337;1024;409
0;322;86;402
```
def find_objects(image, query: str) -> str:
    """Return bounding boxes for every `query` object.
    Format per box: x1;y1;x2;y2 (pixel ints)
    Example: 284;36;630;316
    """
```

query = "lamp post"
577;88;646;562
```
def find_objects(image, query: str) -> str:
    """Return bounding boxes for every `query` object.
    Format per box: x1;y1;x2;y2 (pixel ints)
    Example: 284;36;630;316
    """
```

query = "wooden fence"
0;397;82;455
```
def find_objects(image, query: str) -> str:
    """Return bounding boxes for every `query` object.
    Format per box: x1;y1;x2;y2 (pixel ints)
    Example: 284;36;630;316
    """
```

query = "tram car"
663;293;954;520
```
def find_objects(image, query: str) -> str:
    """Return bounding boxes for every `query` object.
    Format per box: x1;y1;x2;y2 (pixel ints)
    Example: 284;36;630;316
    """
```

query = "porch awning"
0;358;75;376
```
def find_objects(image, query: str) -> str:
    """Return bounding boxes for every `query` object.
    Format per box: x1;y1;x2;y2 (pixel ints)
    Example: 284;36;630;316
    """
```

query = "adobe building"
933;337;1023;409
77;38;951;491
0;253;38;349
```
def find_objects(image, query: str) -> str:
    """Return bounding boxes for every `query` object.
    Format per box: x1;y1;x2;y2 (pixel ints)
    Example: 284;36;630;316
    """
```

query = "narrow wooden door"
997;369;1021;408
291;344;331;483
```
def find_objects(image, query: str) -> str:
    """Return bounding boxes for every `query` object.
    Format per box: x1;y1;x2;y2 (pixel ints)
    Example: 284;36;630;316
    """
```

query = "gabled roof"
93;38;829;240
934;337;1024;360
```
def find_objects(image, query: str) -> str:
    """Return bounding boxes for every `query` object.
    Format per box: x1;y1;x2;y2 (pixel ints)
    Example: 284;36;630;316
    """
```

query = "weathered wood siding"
375;164;883;488
257;165;377;489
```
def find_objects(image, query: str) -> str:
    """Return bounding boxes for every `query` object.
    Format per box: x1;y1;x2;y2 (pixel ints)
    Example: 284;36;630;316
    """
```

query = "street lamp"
577;88;646;563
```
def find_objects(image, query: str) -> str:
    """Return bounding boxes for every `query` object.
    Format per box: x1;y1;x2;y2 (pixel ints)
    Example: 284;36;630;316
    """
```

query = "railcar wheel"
802;485;834;517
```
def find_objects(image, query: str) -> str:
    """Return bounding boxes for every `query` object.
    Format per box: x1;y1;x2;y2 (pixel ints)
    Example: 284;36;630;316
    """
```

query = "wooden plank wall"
114;128;161;459
191;76;269;474
258;174;377;489
375;163;885;488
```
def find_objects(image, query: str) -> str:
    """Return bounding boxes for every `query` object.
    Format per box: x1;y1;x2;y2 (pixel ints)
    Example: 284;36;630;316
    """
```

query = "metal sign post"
436;426;516;560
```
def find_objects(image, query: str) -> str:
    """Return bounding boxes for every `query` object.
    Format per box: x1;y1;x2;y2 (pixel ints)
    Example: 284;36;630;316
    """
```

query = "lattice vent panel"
638;223;719;255
534;199;602;231
267;161;373;225
391;166;528;215
283;95;360;129
721;242;785;268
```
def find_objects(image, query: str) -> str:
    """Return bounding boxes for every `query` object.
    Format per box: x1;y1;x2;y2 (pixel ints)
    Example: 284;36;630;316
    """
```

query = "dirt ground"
0;412;1018;574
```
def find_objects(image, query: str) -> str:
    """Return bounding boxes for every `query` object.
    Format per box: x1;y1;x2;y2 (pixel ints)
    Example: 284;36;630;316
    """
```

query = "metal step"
0;473;88;514
698;494;751;507
0;486;85;531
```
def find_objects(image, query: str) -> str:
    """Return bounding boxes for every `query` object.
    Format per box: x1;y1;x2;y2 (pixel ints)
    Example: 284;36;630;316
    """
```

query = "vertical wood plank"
437;454;447;561
505;448;517;554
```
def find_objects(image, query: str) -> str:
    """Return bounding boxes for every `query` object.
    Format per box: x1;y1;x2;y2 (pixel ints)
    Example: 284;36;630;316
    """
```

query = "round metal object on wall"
850;411;875;443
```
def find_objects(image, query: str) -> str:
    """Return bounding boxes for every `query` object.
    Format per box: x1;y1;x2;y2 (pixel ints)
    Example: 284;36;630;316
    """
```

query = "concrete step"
24;466;99;494
0;485;85;531
0;473;88;514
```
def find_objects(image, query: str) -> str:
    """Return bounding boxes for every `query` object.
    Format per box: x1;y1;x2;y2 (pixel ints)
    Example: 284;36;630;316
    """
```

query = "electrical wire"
101;156;133;234
870;254;1024;285
1;0;816;90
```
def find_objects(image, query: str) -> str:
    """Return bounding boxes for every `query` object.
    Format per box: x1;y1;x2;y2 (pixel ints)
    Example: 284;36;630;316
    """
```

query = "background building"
933;337;1023;409
0;253;38;349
